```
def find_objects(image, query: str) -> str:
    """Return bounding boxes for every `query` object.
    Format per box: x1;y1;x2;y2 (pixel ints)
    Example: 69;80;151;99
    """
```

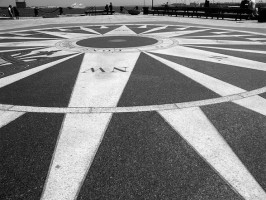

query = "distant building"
16;0;26;8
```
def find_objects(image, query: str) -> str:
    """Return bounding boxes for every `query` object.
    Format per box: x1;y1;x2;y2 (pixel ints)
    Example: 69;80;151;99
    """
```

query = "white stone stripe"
138;25;147;28
151;45;266;72
234;95;266;116
0;54;79;89
247;38;266;41
185;45;266;54
37;31;88;39
104;25;137;35
69;52;140;107
0;47;43;53
141;26;167;34
0;40;62;47
177;38;261;45
184;34;252;38
159;107;266;200
145;52;246;96
0;110;24;128
0;36;58;40
146;29;210;37
80;26;101;35
41;113;112;200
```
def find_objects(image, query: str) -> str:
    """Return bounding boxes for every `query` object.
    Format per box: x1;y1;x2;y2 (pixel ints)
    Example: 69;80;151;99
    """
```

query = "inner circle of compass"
76;36;158;48
0;23;266;113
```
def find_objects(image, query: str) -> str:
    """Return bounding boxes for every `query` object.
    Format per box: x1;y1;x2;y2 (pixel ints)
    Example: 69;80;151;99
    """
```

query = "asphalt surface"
0;15;266;200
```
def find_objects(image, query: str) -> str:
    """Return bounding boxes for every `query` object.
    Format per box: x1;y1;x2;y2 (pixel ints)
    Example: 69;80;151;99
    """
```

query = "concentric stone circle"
0;23;266;114
55;34;178;53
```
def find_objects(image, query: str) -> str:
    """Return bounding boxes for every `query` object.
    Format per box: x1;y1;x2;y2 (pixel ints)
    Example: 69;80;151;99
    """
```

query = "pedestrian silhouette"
109;2;113;15
13;7;20;19
105;4;109;15
8;5;13;19
34;7;39;17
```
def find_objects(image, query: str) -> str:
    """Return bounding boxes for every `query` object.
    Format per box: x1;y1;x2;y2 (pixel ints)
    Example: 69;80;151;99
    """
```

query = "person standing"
8;5;13;19
59;7;63;15
109;2;113;15
13;7;20;19
34;7;39;17
248;0;257;18
105;4;109;15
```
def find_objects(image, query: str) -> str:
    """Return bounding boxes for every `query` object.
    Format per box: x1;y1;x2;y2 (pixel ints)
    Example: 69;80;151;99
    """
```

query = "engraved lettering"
112;67;127;72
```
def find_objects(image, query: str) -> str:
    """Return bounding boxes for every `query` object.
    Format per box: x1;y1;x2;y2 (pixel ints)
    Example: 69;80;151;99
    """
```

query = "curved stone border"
55;34;178;53
1;87;266;114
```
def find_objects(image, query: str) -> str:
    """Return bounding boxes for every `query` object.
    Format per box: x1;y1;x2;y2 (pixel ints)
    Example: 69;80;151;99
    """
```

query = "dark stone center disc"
76;36;158;48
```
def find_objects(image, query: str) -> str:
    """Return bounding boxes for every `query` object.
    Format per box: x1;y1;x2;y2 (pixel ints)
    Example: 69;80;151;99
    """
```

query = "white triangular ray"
150;46;266;71
0;36;57;40
69;52;140;107
234;96;266;116
12;33;33;36
0;58;8;65
247;38;266;41
37;31;87;39
104;25;136;35
11;53;22;57
41;113;112;200
0;111;25;128
0;47;44;53
141;26;168;34
100;25;108;29
0;40;62;47
145;29;210;37
159;107;266;200
80;26;101;35
145;52;246;96
175;27;187;30
0;54;79;89
185;44;266;54
138;25;147;28
212;31;229;34
58;28;68;31
177;38;261;45
41;52;140;200
184;34;251;38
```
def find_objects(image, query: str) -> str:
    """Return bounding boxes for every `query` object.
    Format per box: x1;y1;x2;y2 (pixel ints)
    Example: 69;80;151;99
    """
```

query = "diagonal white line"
0;54;79;89
0;36;58;40
41;51;141;199
0;110;24;128
145;29;210;37
41;113;112;200
177;38;261;45
138;25;147;28
234;95;266;116
183;34;252;38
184;44;266;54
141;26;167;34
159;107;266;200
145;52;246;96
0;40;62;47
80;26;101;35
37;31;88;39
0;47;43;53
150;45;266;71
